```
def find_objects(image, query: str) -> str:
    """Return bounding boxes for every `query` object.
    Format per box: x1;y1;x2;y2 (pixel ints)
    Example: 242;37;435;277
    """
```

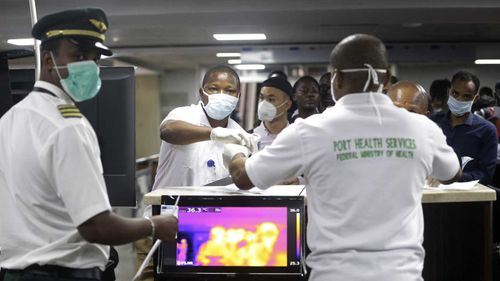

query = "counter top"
144;183;496;206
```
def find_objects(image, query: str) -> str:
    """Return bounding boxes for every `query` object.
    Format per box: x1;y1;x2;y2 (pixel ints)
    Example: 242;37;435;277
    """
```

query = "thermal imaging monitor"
157;195;306;278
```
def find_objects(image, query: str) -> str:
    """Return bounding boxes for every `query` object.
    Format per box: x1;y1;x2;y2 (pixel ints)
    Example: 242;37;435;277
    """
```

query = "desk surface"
144;183;496;205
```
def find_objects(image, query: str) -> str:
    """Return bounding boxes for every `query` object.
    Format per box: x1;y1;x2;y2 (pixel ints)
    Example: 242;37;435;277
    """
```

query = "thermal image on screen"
176;207;288;267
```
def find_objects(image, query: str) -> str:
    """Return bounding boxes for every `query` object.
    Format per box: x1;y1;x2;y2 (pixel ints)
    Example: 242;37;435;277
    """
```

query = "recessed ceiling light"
7;38;37;46
475;59;500;65
227;59;242;64
213;34;266;41
235;64;266;70
216;52;241;57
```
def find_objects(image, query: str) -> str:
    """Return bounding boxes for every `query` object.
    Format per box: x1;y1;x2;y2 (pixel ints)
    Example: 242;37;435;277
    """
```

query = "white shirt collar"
33;80;74;104
259;121;289;136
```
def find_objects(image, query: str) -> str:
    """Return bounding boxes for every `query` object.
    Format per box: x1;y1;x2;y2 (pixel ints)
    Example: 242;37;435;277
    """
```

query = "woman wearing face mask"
251;77;293;150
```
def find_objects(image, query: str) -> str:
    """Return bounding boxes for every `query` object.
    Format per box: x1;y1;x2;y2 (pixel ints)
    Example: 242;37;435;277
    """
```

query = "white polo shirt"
152;102;245;189
0;81;111;270
245;92;459;281
253;122;289;150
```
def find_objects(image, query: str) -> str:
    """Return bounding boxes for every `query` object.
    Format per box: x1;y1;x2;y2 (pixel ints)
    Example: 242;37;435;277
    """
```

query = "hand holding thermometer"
133;196;180;281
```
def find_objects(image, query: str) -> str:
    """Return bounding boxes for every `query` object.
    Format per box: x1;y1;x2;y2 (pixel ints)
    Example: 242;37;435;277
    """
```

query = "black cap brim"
67;37;112;56
94;42;113;56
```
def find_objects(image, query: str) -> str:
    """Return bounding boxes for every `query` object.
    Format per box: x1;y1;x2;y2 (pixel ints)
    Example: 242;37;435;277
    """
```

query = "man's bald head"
387;80;430;115
330;34;389;70
329;34;390;97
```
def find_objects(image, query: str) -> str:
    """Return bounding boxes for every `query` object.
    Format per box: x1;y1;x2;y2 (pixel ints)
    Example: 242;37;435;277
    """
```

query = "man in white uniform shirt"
0;8;177;281
136;66;255;280
152;65;255;189
224;34;461;281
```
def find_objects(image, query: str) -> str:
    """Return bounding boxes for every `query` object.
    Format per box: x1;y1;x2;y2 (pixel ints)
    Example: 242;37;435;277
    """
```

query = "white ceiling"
2;0;500;71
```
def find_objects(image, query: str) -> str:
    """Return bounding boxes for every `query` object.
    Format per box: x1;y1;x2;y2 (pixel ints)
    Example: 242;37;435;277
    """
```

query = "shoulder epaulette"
57;105;82;119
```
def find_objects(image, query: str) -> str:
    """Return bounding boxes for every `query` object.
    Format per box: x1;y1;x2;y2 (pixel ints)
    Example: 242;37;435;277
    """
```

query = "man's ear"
286;98;292;110
333;71;342;90
41;51;53;70
199;88;209;105
472;94;480;104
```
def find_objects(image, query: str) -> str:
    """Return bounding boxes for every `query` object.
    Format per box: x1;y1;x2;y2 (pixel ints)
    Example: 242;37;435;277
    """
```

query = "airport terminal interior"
2;1;500;281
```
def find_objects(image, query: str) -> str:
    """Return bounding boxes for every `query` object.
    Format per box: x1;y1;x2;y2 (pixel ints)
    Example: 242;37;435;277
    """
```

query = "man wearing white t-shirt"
224;34;461;281
152;65;255;189
252;77;293;150
136;66;256;280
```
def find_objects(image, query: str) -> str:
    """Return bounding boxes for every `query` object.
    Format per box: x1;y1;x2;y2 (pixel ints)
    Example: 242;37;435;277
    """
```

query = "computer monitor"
158;195;306;279
6;67;136;207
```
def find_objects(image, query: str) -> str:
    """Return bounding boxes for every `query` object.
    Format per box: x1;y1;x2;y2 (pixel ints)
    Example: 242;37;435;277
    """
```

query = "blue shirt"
430;111;497;184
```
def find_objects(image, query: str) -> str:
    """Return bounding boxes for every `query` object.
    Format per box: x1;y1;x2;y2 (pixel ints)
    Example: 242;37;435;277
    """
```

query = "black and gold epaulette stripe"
57;105;82;119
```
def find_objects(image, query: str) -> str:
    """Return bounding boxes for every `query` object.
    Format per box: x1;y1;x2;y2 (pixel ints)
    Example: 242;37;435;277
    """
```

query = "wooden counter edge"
144;184;497;206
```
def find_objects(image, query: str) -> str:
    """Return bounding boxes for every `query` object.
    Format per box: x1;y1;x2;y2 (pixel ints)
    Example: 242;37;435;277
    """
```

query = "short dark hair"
40;38;64;54
40;38;65;67
479;86;493;97
451;71;480;94
319;72;331;82
293;76;320;94
429;79;451;100
202;65;240;90
329;34;388;92
495;80;500;91
330;34;388;70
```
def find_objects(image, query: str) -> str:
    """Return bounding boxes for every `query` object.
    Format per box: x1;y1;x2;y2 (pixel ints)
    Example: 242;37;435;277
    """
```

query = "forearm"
78;211;151;246
440;168;462;185
160;120;212;145
462;168;493;184
229;155;254;190
465;130;498;184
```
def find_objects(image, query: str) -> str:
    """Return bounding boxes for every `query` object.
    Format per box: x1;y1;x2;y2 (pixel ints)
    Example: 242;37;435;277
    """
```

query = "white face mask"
330;72;337;103
202;90;239;120
332;64;387;124
333;64;387;94
257;100;287;121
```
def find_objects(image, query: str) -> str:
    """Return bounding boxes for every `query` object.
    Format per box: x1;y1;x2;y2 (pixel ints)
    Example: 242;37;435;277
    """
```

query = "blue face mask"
51;52;102;102
202;90;238;120
447;95;475;116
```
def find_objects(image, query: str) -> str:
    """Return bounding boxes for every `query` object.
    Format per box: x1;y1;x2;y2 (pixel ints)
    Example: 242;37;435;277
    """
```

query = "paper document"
260;185;306;196
221;184;306;196
424;180;479;191
461;156;474;169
